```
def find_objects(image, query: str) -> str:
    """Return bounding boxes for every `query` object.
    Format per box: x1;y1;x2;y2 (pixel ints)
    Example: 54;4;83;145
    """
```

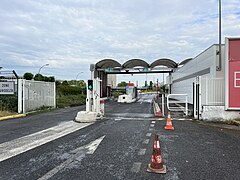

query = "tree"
149;81;153;90
34;74;44;81
23;72;34;80
48;76;55;82
117;81;127;87
62;80;68;86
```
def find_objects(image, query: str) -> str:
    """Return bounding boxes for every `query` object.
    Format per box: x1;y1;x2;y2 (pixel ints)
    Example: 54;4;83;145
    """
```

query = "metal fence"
201;77;224;106
18;79;56;113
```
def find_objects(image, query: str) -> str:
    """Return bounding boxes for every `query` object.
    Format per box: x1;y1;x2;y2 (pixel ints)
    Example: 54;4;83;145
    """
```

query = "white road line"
131;162;142;173
146;133;152;137
38;136;105;180
151;121;155;124
138;149;146;156
149;128;153;131
150;124;155;127
0;121;93;162
143;139;149;144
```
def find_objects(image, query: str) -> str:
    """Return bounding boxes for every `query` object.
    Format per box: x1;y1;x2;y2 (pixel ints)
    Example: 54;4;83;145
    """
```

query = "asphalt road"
0;94;240;180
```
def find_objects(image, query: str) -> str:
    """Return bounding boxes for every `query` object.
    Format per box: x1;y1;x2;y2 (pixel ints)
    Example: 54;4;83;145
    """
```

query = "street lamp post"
75;72;83;86
218;0;222;71
38;64;49;74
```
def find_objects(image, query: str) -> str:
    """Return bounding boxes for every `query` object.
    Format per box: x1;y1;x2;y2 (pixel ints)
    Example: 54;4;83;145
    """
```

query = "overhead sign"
225;37;240;110
0;81;14;95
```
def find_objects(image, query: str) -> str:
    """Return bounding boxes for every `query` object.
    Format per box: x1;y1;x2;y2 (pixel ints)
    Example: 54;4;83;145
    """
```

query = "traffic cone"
165;112;174;130
153;134;160;152
147;135;166;174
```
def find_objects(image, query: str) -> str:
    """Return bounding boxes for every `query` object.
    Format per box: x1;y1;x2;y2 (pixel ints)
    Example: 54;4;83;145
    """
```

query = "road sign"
0;81;14;95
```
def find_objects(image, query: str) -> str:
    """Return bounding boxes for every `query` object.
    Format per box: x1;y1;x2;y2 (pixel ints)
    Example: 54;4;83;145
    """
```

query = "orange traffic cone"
165;112;174;130
147;135;166;174
153;134;160;152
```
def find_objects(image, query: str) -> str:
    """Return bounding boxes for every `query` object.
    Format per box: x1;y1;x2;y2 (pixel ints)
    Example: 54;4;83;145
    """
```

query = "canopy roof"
95;58;182;70
122;59;149;69
150;58;178;68
95;59;121;69
179;58;192;66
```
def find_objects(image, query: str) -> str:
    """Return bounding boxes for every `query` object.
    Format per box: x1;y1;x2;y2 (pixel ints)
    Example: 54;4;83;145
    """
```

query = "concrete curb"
0;114;27;121
197;121;240;131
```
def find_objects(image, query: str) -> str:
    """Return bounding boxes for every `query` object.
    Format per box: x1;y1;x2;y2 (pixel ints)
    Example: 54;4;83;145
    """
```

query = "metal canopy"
95;59;122;69
122;59;149;69
95;58;179;71
150;58;178;68
179;58;192;66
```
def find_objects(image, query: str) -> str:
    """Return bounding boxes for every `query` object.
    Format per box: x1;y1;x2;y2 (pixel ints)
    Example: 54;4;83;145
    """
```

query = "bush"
0;95;18;112
56;83;86;107
56;94;86;108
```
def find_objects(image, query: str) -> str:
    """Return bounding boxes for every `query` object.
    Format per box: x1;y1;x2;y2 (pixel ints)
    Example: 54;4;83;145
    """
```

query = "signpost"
0;81;14;95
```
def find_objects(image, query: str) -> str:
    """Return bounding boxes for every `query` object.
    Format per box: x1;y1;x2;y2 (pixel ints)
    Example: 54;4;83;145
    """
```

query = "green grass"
56;94;86;108
0;111;18;117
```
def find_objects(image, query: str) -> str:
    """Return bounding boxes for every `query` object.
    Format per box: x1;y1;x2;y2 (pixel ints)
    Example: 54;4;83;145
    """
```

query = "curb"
0;114;27;121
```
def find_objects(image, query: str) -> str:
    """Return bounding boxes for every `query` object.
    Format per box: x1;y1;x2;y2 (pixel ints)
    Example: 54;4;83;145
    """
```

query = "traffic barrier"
147;134;166;174
153;101;162;117
164;112;174;130
100;99;105;115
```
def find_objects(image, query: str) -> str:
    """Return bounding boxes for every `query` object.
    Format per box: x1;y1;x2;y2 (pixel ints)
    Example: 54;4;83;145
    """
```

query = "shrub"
0;95;18;112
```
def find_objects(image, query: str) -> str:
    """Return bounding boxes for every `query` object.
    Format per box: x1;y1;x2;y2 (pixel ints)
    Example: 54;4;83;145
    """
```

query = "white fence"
18;79;56;113
201;77;224;106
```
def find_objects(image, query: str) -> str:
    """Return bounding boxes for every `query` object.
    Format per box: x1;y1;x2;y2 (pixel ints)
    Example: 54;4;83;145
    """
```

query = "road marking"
38;136;105;180
0;121;93;162
114;118;122;121
138;148;146;155
149;128;153;131
151;121;155;124
131;162;142;173
150;124;155;127
146;133;152;137
143;139;149;144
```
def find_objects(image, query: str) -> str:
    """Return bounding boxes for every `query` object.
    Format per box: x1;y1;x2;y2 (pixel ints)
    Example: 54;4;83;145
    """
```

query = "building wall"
171;44;225;104
107;74;117;88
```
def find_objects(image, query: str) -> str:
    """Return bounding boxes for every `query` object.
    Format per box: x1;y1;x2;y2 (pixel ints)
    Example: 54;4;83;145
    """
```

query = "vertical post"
193;82;196;118
156;79;158;99
185;95;188;116
162;93;164;117
18;79;22;113
218;0;222;71
199;76;202;119
86;83;92;112
205;77;208;105
196;83;199;120
22;79;26;114
53;81;56;108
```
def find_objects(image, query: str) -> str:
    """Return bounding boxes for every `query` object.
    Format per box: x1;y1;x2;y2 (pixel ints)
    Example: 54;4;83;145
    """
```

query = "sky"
0;0;239;86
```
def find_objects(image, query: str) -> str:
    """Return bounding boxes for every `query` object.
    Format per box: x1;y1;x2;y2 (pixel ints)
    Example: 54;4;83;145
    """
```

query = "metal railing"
167;94;188;115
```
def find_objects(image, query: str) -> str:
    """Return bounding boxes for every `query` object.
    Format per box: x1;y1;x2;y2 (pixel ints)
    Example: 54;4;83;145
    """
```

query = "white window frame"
234;71;240;88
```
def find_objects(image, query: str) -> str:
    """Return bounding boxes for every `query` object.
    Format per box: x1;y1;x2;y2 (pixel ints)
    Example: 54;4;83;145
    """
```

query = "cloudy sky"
0;0;239;85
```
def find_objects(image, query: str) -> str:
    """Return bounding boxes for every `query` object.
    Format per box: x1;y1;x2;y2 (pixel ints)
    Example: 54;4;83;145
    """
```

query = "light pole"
38;64;49;74
75;72;83;86
218;0;222;71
